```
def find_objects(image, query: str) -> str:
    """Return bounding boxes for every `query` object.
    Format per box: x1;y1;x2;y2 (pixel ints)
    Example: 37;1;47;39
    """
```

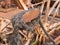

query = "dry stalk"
54;36;60;44
39;34;43;43
18;30;27;39
34;25;42;35
19;0;28;10
45;0;50;23
48;0;59;16
49;3;60;26
39;18;56;45
40;0;46;14
32;34;39;45
26;0;34;8
32;1;43;7
25;32;33;45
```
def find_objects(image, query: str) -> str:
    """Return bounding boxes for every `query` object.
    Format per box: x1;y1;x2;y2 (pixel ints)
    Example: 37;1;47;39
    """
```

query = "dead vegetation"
0;0;60;45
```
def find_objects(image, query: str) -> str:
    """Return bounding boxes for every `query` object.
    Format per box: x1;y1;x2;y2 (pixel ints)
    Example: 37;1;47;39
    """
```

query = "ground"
0;8;23;19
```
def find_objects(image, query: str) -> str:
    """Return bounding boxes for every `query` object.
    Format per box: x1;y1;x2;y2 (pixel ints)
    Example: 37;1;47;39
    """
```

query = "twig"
32;2;43;6
26;0;34;8
19;0;28;10
18;30;27;38
15;0;23;8
32;34;39;45
35;25;42;35
40;0;45;14
25;32;33;45
43;35;46;44
39;34;43;43
45;0;50;23
54;36;60;45
49;3;60;26
1;22;11;31
39;17;56;45
48;0;59;16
